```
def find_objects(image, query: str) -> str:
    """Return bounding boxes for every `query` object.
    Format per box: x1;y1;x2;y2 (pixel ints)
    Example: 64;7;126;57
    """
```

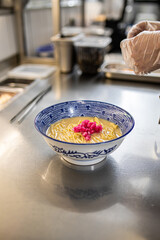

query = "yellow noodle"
47;116;122;143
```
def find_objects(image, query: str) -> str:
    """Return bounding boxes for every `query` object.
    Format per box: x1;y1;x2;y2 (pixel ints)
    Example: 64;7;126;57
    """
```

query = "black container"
74;36;111;74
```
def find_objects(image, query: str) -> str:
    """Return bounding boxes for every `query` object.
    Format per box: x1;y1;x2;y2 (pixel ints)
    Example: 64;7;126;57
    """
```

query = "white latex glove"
120;21;160;74
127;21;160;38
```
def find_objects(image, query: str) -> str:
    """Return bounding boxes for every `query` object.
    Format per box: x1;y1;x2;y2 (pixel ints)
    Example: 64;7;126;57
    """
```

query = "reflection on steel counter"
0;68;160;240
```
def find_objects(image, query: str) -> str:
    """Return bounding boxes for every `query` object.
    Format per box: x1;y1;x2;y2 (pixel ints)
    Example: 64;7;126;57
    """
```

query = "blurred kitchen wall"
0;0;159;61
134;2;160;23
24;1;53;57
0;12;18;61
24;0;83;57
12;0;160;58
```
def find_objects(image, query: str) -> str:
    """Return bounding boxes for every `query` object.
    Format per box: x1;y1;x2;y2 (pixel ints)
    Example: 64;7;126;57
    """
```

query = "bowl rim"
34;100;135;146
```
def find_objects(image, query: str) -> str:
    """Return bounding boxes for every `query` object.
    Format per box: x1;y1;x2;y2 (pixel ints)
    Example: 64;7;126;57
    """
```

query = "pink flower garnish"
73;119;103;141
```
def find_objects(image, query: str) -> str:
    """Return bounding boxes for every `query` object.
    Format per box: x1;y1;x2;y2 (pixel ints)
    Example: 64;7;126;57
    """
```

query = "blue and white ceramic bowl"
34;100;135;166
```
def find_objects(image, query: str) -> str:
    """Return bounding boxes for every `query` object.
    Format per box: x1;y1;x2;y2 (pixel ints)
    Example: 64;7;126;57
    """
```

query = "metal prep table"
0;68;160;240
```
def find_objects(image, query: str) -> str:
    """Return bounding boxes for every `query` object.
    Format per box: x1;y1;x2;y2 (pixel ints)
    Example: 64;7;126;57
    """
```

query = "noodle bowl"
34;100;135;166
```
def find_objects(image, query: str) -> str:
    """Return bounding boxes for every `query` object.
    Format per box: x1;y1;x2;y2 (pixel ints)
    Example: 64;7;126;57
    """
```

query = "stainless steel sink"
0;78;34;88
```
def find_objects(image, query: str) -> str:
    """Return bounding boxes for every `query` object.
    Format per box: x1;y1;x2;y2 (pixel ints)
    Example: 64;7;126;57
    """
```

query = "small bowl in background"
34;100;134;167
74;36;111;74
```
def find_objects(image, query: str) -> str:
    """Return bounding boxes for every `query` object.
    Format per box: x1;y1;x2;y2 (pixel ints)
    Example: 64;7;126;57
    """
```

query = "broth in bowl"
47;116;122;144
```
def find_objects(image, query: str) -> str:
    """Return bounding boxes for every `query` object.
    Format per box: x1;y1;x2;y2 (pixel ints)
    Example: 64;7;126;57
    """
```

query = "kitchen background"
0;2;160;240
0;0;159;66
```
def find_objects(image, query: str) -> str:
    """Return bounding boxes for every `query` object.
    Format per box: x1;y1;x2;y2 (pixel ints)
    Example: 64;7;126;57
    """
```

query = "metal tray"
0;78;35;111
0;88;22;111
0;78;34;89
101;62;160;83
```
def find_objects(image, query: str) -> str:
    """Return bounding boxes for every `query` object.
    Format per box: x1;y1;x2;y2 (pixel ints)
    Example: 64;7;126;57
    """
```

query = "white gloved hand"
120;21;160;74
127;21;160;38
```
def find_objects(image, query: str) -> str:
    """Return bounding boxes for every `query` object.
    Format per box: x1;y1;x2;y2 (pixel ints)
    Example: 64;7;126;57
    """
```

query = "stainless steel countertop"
0;69;160;240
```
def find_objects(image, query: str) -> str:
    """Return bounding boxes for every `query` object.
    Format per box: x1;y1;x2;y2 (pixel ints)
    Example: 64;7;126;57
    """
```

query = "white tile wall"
23;3;103;56
0;14;18;61
24;9;54;56
24;7;82;57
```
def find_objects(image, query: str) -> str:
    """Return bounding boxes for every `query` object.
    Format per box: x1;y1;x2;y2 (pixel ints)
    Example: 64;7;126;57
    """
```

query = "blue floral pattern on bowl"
49;144;117;160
